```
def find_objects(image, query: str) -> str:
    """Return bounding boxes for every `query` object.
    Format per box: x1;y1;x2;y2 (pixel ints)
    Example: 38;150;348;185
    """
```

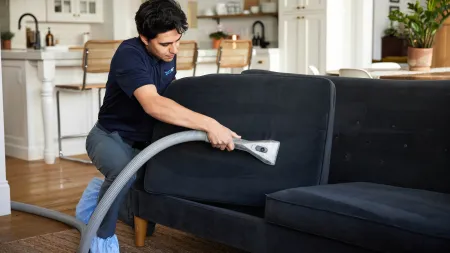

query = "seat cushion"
265;182;450;253
143;73;336;207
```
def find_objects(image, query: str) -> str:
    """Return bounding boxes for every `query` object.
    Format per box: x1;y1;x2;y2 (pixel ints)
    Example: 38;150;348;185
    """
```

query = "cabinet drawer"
250;55;270;70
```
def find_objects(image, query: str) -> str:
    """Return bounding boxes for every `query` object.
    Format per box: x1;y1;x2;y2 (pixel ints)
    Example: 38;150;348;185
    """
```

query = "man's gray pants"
85;122;154;238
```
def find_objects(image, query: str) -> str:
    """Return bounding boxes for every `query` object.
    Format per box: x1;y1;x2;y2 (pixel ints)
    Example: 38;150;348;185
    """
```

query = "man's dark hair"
135;0;188;40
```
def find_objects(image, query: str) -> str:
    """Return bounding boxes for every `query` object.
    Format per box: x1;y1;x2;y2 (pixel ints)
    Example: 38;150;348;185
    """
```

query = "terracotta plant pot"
212;38;222;49
2;40;11;50
407;47;433;71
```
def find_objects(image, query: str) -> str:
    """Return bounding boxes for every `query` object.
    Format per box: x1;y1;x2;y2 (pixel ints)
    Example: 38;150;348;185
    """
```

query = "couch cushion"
143;73;335;207
265;182;450;253
243;69;450;194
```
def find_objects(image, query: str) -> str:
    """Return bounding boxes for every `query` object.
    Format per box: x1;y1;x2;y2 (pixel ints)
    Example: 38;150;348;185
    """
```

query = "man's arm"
134;84;240;151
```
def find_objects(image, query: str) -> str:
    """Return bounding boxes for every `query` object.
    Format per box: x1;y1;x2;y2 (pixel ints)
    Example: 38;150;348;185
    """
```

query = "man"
76;0;240;252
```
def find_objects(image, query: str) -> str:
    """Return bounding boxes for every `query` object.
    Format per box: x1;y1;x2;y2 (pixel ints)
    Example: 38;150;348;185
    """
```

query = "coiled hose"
12;130;210;253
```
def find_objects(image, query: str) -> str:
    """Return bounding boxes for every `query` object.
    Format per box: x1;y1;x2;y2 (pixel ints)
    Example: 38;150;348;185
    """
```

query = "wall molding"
0;181;11;216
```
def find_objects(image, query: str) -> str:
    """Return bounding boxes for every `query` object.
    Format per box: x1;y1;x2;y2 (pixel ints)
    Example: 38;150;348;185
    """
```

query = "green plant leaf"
388;0;450;48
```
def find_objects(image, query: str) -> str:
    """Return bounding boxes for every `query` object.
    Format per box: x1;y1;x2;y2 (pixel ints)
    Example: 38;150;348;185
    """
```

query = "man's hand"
206;120;241;151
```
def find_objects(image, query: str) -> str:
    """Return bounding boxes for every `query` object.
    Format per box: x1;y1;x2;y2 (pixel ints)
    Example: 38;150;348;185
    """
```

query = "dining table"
326;67;450;80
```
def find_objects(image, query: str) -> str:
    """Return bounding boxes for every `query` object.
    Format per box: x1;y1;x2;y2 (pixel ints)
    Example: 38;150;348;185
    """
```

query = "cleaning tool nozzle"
233;139;280;166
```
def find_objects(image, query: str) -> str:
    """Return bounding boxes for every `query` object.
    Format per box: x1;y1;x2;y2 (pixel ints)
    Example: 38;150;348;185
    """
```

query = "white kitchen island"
1;46;279;164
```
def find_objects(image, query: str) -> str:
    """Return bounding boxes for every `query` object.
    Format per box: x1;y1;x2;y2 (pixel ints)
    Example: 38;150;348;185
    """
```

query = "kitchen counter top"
1;49;83;60
1;44;279;61
2;46;279;66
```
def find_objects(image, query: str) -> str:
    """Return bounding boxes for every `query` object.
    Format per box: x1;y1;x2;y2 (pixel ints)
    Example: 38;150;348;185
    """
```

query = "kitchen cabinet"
279;0;325;13
279;13;325;74
278;0;374;74
250;55;271;71
46;0;103;23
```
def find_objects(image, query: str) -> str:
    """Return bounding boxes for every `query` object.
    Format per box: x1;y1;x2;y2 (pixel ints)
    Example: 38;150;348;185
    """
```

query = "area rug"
0;222;246;253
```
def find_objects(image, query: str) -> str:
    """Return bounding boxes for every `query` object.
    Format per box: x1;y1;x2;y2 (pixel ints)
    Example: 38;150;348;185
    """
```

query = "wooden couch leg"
134;215;148;247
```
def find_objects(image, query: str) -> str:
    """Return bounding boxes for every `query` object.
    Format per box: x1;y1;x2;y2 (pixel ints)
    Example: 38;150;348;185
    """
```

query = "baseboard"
0;181;11;216
5;143;30;160
5;139;87;161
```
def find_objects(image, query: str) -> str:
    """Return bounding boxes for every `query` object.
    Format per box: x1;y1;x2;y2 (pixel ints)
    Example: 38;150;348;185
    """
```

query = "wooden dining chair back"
216;40;253;73
176;40;198;76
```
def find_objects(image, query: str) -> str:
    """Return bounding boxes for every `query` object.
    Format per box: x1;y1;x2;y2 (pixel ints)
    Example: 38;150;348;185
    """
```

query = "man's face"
140;29;181;62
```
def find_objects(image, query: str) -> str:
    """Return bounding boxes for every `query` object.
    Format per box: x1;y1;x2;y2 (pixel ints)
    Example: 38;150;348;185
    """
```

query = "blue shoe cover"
76;177;104;224
90;235;120;253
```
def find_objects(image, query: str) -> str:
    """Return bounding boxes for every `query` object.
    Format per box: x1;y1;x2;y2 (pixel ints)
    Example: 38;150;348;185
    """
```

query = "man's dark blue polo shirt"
98;37;176;143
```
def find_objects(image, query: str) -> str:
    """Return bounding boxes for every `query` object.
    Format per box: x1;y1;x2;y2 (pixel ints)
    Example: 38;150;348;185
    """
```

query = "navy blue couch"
128;71;450;253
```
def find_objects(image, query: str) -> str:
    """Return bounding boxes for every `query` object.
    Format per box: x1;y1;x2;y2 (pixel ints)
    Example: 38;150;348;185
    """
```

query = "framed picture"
390;0;400;3
390;6;400;12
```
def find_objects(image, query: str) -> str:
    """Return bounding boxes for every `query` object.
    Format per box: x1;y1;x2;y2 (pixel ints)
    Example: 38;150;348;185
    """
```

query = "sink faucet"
18;13;41;50
252;21;270;48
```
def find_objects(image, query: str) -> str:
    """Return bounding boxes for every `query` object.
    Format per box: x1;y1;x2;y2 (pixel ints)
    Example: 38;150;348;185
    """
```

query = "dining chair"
216;40;253;73
339;68;373;78
55;40;122;163
176;40;198;76
309;65;320;75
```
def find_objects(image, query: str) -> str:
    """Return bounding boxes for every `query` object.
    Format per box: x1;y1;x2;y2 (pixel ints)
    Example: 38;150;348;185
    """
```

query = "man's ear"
139;34;149;46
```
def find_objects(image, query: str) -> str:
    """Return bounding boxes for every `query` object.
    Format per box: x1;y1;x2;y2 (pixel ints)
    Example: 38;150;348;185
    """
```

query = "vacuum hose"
12;130;209;253
11;130;280;253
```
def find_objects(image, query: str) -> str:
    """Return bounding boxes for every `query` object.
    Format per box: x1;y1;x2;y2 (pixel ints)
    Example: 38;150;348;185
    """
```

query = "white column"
0;45;11;216
38;59;56;164
352;0;374;68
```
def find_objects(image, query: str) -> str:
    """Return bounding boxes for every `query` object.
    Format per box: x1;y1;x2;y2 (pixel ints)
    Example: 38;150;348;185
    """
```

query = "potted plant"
1;31;14;50
389;0;450;71
209;31;228;49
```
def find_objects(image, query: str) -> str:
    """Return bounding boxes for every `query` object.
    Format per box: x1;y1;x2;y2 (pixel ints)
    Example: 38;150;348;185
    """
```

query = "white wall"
326;0;374;70
326;0;353;69
372;0;426;60
0;41;11;217
353;0;374;68
0;0;10;32
91;0;141;41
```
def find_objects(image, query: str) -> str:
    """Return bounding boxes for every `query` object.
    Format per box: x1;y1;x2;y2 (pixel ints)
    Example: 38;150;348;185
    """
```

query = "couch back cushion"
243;70;450;194
143;73;336;207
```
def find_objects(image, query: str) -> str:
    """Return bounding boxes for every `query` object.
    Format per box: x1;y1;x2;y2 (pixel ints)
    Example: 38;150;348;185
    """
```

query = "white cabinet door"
302;0;326;11
297;13;326;74
279;14;300;73
279;0;301;13
47;0;77;22
279;0;325;13
78;0;103;23
46;0;103;23
279;13;325;74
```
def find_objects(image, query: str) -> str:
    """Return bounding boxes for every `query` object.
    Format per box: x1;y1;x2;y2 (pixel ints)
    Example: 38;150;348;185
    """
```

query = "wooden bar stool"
216;40;253;73
176;40;198;76
56;40;122;163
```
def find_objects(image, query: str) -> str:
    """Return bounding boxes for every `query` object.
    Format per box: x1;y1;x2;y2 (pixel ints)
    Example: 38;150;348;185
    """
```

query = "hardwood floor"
0;155;102;242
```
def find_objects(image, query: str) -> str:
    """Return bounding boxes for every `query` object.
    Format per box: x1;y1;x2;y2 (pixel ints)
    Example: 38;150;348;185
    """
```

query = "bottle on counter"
82;32;90;45
26;27;35;48
45;27;54;47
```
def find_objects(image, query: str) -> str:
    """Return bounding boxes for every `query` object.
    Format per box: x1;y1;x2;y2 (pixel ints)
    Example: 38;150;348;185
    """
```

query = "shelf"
197;13;278;24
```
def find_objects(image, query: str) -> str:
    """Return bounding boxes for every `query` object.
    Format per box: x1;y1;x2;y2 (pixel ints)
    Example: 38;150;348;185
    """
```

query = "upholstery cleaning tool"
233;139;279;165
10;130;281;253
